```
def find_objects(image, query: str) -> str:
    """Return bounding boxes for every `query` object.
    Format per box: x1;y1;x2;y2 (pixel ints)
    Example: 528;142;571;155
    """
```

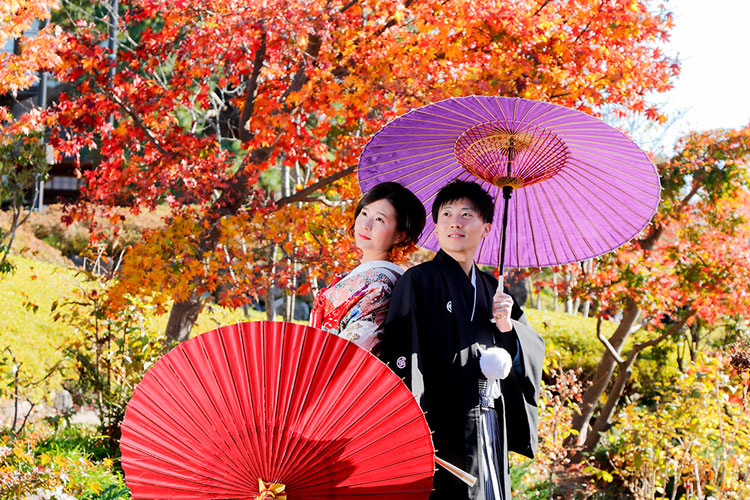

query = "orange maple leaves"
47;0;681;321
0;0;62;98
566;125;750;329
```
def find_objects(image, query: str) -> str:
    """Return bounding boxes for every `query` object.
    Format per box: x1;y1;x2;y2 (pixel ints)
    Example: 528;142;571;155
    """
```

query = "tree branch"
573;1;604;43
331;0;417;78
679;181;702;207
639;226;663;253
532;0;552;16
239;23;267;143
99;85;173;159
279;34;322;113
374;0;417;37
633;309;695;353
340;0;359;13
290;196;349;207
596;315;625;365
276;165;356;207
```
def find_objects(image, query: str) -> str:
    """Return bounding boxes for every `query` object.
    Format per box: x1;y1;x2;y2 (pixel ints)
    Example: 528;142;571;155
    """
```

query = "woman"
310;182;425;353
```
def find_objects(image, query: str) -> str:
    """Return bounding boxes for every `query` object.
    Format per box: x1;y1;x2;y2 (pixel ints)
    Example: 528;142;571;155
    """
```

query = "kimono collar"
434;250;479;321
434;250;476;281
339;260;404;286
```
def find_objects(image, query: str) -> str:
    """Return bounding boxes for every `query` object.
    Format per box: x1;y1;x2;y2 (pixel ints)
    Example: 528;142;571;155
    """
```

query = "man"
380;180;545;500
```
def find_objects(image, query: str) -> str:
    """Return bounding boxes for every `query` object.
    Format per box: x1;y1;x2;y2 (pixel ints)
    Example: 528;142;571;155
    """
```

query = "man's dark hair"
431;180;495;224
349;182;426;247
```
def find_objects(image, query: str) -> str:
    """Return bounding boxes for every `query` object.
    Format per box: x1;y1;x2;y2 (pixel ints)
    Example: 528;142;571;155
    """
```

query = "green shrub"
526;308;615;379
526;308;682;394
0;424;129;499
600;353;750;499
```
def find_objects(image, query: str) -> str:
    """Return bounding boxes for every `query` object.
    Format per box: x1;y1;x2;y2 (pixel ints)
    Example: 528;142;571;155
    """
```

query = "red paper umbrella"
120;321;434;499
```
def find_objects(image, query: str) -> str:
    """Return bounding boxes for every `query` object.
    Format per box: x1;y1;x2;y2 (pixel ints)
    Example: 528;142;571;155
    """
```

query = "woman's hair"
349;182;426;251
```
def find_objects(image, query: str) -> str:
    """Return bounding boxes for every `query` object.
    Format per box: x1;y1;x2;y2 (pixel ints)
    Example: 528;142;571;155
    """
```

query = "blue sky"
660;0;750;147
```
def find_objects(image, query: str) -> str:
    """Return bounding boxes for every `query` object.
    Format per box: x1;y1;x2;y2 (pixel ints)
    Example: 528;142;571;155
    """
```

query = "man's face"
435;198;491;261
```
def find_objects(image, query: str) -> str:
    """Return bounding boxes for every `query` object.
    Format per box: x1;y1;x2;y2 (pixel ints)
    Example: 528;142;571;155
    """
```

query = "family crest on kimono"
310;181;426;353
380;180;546;500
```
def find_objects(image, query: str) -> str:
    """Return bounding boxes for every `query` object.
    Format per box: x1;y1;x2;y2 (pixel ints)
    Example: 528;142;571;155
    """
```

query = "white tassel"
479;346;512;380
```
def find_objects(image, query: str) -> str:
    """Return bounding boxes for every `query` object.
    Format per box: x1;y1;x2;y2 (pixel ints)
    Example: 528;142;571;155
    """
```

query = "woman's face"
354;198;405;262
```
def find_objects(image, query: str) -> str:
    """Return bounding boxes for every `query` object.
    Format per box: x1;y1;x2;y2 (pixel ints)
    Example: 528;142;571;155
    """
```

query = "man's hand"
492;286;514;333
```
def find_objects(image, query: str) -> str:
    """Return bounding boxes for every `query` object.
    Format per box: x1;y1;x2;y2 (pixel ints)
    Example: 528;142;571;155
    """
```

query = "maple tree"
563;125;750;454
47;0;679;339
0;130;49;274
0;0;61;105
1;0;63;274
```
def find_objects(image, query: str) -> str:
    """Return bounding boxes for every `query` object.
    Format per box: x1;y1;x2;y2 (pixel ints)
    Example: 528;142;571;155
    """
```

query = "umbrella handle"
497;185;513;277
490;275;504;324
434;456;478;487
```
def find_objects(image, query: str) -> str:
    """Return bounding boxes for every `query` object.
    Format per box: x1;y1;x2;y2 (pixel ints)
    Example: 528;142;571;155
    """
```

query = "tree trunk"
566;225;666;452
553;273;559;312
573;310;694;457
581;300;591;318
535;276;541;310
569;299;640;447
580;349;639;455
689;321;700;362
284;292;294;322
164;298;203;341
507;269;528;306
265;287;277;321
266;244;279;321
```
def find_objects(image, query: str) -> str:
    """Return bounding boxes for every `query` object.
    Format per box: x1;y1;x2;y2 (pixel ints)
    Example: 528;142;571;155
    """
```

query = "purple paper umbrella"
357;96;661;272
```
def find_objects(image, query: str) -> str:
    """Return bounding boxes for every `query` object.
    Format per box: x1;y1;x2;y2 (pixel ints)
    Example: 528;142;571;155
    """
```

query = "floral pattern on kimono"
310;261;403;353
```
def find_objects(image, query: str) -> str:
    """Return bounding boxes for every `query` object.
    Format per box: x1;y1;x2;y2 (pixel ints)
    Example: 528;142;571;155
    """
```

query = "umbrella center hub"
454;121;568;188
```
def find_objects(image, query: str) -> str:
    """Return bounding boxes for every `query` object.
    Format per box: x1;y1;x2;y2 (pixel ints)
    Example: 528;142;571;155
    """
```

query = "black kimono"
380;250;545;500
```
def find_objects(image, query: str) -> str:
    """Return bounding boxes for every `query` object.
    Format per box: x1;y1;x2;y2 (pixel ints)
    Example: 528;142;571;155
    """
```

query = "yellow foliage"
606;353;750;499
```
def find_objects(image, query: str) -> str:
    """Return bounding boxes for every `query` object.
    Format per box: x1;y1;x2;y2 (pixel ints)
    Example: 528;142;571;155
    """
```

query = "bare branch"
276;165;356;207
596;315;625;365
292;196;349;207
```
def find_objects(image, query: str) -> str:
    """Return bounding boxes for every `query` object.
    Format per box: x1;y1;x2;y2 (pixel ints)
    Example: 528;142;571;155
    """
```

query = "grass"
0;254;272;402
0;256;81;400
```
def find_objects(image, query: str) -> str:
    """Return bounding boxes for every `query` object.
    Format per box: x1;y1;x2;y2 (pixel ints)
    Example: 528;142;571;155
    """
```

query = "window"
47;176;79;191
